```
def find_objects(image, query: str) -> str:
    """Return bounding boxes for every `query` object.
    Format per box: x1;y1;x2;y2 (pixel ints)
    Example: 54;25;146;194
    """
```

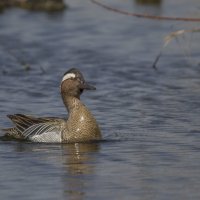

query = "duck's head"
60;68;96;99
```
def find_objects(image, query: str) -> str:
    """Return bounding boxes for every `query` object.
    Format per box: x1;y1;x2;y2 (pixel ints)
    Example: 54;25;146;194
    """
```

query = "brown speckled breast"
62;98;101;143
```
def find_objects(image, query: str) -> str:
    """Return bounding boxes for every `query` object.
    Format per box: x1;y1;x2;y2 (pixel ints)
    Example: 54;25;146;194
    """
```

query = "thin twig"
152;49;163;69
90;0;200;22
152;28;200;68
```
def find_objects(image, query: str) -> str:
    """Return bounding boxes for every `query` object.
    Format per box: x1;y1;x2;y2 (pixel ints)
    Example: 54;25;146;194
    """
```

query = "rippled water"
0;0;200;199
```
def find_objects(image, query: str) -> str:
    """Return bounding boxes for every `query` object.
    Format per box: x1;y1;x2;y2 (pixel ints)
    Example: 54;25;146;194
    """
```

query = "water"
0;0;200;199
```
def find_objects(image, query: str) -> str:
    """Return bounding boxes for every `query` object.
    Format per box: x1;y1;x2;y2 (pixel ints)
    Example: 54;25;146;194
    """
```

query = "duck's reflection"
62;143;99;175
61;143;100;200
14;141;100;200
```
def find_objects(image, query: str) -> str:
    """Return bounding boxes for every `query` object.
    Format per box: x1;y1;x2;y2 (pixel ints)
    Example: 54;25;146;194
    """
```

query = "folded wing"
3;114;64;142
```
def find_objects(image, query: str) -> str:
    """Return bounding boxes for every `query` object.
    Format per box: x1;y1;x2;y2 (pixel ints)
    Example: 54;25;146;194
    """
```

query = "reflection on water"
62;143;100;200
0;0;67;12
10;142;100;200
135;0;162;6
62;143;99;175
133;0;162;16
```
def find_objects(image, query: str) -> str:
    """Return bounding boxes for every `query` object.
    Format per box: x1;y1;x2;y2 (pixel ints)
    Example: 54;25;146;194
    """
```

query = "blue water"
0;0;200;199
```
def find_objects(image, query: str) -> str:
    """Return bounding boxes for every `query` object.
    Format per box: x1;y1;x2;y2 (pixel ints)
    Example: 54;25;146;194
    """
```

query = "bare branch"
152;28;200;68
90;0;200;22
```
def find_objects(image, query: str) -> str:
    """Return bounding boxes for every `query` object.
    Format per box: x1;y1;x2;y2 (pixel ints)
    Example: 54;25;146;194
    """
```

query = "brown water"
0;0;200;199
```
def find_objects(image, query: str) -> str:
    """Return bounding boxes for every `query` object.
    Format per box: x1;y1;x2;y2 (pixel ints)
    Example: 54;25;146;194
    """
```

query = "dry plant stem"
152;50;163;69
90;0;200;22
90;0;200;67
152;28;200;68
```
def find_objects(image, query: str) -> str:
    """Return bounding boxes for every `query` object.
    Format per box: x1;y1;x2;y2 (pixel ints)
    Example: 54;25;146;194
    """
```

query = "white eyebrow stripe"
62;73;76;82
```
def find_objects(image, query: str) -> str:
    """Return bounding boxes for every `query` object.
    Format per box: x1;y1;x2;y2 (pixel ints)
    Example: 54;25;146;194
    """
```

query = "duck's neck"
62;94;82;113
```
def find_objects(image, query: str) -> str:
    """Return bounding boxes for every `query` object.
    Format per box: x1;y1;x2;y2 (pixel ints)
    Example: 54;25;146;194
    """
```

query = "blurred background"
0;0;200;200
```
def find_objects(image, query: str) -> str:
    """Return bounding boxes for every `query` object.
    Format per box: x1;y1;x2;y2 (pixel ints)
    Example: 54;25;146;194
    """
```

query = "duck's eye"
76;77;83;82
80;89;83;94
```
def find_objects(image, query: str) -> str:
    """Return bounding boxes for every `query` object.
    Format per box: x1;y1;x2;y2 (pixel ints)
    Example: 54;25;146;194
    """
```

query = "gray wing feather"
23;123;60;138
4;114;64;142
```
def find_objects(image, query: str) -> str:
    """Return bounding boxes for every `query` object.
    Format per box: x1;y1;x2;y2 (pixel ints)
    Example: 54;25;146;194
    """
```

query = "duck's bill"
81;82;96;90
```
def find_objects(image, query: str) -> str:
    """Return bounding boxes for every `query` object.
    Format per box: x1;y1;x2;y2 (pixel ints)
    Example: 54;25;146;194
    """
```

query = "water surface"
0;0;200;199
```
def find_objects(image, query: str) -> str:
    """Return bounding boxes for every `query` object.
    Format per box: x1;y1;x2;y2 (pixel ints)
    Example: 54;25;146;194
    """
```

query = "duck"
3;68;101;143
